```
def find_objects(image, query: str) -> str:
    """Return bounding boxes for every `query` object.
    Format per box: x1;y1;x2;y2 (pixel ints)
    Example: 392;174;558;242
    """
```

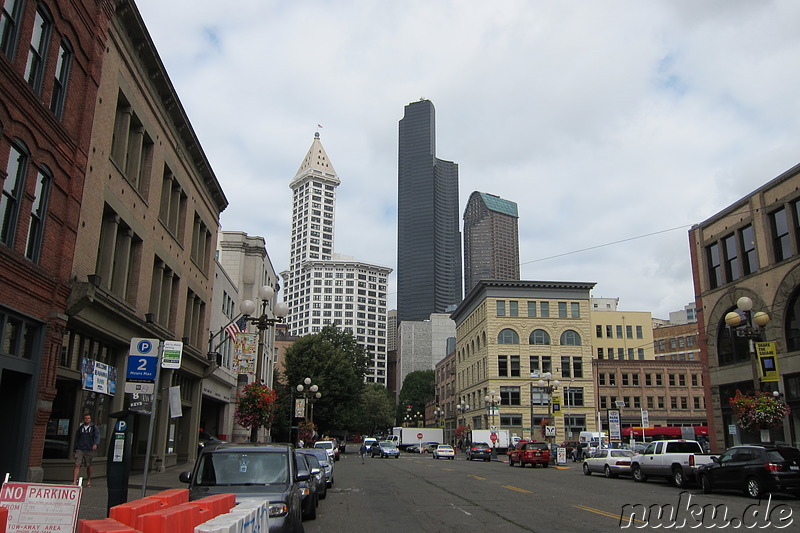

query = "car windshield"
525;443;548;450
380;442;395;449
195;451;289;486
304;450;330;464
438;446;453;451
314;442;334;450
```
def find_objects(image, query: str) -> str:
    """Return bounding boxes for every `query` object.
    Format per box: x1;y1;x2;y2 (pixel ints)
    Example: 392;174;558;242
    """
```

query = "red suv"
508;441;551;468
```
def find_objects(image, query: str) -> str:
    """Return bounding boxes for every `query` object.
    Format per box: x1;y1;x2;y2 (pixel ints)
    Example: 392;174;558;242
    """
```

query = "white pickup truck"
630;439;715;488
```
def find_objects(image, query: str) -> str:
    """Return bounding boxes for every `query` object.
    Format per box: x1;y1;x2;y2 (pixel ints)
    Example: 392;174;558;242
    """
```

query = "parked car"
406;444;420;454
433;445;456;459
179;443;305;533
630;439;715;487
422;442;440;454
370;441;400;458
197;430;225;454
299;447;334;488
466;442;492;461
314;439;340;462
582;448;636;478
508;441;550;467
696;445;800;499
298;450;327;500
295;451;320;520
561;440;580;459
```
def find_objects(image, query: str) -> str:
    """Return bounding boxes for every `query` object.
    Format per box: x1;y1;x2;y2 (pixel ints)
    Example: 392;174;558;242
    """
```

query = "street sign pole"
141;341;163;498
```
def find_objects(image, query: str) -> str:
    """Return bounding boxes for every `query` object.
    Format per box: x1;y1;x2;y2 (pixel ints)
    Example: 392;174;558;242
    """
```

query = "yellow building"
451;281;598;444
590;301;656;361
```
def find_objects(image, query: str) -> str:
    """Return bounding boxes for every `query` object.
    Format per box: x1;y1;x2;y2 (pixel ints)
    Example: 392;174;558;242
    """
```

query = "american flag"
225;317;248;340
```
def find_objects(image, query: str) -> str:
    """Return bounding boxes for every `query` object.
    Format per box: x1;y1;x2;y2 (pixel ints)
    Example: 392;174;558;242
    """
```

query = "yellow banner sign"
755;341;780;382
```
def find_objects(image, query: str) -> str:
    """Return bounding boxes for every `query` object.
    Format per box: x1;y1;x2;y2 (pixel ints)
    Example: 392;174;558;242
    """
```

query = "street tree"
235;382;279;442
396;370;435;425
282;325;368;436
357;383;395;436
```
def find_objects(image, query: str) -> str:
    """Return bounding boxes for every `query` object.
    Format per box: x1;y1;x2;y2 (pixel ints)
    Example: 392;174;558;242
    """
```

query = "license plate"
790;466;799;471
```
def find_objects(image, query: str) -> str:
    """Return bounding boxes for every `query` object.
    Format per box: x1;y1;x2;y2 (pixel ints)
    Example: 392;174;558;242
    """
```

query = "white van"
579;431;607;457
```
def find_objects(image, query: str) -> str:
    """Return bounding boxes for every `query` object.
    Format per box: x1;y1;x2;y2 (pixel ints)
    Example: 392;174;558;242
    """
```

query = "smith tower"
397;99;462;322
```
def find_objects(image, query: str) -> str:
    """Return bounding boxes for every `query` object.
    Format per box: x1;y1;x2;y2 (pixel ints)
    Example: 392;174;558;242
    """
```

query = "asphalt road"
304;447;800;532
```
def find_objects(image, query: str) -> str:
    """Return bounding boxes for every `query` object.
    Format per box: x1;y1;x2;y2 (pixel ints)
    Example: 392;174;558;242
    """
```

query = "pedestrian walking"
72;414;100;486
360;442;368;463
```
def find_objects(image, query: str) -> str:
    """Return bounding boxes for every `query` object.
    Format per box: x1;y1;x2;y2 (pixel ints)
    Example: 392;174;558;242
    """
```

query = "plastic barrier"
108;497;165;528
147;488;189;508
190;494;236;518
0;506;8;533
77;517;142;533
137;502;202;533
193;499;269;533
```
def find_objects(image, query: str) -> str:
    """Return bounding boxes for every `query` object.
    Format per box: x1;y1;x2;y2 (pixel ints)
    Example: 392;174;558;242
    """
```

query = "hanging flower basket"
540;418;550;438
729;390;790;431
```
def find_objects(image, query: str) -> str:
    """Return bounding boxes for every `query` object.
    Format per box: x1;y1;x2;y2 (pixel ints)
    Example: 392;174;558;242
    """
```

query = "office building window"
771;207;792;262
497;328;519;344
560;330;581;346
500;415;522;426
573;357;583;378
24;167;51;262
561;356;571;378
540;301;549;318
597;347;604;359
1;0;24;58
529;355;539;377
24;5;52;94
498;355;508;377
616;325;623;338
50;39;72;118
707;242;722;289
596;325;602;338
496;300;505;316
636;325;643;339
509;301;518;317
740;224;759;275
564;387;584;407
723;233;740;282
158;164;186;241
509;355;520;377
541;356;551;373
571;302;580;318
558;302;567;318
527;301;536;317
499;386;520;406
530;329;550;345
1;141;28;246
622;373;629;386
598;373;606;386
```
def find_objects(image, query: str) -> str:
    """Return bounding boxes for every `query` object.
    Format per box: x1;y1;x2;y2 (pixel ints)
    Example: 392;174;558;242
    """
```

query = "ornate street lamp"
484;390;499;458
537;372;561;449
725;296;770;393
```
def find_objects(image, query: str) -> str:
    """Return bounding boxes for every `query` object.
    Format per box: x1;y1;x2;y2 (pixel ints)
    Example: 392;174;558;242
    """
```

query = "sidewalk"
76;465;192;521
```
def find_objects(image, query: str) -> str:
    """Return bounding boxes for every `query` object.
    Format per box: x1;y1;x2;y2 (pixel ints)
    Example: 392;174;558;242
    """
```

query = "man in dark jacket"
72;414;100;486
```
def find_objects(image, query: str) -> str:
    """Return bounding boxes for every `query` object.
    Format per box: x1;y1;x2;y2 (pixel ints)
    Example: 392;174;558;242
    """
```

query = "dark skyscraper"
463;191;520;295
397;99;462;322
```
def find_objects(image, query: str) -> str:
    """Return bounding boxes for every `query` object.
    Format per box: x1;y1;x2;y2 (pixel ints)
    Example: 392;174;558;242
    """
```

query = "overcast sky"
135;0;800;320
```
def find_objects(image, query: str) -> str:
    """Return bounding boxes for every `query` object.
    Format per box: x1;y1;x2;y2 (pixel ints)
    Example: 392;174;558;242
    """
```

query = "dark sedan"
466;442;492;461
696;445;800;499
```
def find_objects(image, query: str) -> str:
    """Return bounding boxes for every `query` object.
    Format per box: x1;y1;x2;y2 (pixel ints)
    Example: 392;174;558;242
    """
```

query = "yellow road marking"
442;468;455;471
574;504;647;525
554;466;571;470
468;475;486;480
502;485;533;494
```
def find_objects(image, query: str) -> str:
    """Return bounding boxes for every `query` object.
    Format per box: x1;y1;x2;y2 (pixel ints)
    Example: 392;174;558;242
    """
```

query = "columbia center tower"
397;99;462;322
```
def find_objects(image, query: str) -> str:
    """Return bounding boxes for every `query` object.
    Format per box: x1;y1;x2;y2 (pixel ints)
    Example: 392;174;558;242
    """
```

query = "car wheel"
519;459;525;468
604;465;614;478
745;477;763;499
509;458;514;467
583;462;591;476
485;458;490;462
699;474;712;494
673;468;686;488
543;462;549;468
632;466;647;483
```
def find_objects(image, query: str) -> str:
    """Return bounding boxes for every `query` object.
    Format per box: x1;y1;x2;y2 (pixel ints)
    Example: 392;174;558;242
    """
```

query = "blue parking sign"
126;354;158;381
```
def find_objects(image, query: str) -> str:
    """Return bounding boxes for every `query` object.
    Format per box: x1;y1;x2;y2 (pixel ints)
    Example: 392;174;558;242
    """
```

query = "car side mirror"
296;470;310;482
310;467;321;476
711;456;720;464
179;471;192;483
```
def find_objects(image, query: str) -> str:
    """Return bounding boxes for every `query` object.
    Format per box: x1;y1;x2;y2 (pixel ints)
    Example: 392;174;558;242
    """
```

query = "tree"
356;383;395;436
396;370;435;425
235;382;279;442
282;325;369;436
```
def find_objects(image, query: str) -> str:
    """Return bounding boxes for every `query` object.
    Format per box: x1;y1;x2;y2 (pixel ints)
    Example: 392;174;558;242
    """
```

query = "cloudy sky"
136;0;800;320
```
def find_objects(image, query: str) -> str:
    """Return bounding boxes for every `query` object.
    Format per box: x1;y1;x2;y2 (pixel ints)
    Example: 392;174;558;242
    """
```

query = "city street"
304;446;800;532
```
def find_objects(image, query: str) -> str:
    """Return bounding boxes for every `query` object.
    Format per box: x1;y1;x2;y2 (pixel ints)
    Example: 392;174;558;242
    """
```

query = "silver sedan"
582;449;636;478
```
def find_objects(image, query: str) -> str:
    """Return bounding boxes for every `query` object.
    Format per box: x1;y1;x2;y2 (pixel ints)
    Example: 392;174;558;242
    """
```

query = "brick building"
1;0;110;481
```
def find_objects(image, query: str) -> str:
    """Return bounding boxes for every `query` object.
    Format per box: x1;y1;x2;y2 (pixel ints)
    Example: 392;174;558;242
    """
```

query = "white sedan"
582;449;636;478
433;445;456;460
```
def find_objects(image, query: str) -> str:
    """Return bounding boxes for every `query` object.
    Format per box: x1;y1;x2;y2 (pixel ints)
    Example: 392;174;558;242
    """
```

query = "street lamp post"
537;372;560;453
724;296;771;393
485;390;499;459
239;285;289;442
296;377;321;443
434;407;445;428
456;401;470;450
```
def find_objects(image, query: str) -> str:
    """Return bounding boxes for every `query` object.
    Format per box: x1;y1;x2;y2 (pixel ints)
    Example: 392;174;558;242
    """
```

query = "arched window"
786;289;800;352
560;330;581;346
717;309;750;366
529;329;550;345
497;328;519;344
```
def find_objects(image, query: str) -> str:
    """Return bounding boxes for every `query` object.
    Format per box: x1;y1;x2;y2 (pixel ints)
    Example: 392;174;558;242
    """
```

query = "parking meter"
107;410;134;512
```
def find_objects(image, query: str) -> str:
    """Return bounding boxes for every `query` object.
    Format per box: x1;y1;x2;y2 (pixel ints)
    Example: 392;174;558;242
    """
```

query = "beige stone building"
45;2;226;480
690;163;800;451
590;305;656;362
653;322;701;362
451;280;598;444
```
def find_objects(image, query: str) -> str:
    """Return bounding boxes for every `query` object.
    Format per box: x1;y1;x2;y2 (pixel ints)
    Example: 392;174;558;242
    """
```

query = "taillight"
616;460;631;466
765;463;786;472
689;455;695;467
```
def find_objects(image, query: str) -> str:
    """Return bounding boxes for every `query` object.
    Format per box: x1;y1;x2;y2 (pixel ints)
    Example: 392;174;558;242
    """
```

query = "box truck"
388;427;444;449
468;429;512;453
